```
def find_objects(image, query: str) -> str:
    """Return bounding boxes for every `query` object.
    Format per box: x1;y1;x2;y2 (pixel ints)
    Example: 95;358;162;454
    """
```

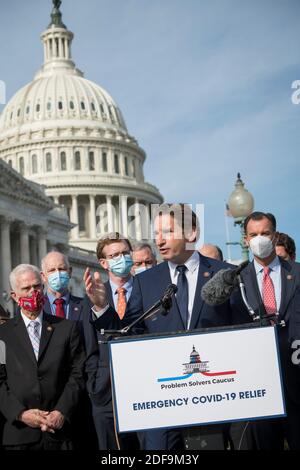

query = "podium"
108;324;286;434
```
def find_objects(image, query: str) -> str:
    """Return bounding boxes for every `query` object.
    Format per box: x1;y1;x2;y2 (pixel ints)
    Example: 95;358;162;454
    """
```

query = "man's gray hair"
132;242;157;259
9;264;42;291
41;251;70;272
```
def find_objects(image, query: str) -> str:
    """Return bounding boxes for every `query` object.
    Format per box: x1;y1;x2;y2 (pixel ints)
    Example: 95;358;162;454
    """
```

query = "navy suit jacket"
0;312;85;446
94;254;240;334
231;258;300;405
85;281;120;408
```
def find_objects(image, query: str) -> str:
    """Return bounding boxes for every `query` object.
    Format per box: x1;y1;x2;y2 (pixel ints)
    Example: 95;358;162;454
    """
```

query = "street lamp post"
227;173;254;262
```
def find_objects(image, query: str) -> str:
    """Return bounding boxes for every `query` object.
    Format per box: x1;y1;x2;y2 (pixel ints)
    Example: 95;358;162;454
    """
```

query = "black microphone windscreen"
201;269;235;306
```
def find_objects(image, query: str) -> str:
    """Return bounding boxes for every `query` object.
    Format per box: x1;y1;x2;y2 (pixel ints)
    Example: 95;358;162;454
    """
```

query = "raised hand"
83;268;108;310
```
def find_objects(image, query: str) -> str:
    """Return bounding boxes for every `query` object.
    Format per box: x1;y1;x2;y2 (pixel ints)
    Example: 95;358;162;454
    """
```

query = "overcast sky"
0;0;300;260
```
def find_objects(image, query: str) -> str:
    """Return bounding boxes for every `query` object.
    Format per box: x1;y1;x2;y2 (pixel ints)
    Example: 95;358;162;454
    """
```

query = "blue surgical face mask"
108;254;133;277
48;271;70;293
134;266;149;276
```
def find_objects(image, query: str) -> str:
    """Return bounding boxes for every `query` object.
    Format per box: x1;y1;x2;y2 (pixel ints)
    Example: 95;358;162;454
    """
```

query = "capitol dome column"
120;195;128;237
89;195;97;239
20;223;30;264
71;195;79;239
37;228;48;264
106;196;114;233
134;198;142;241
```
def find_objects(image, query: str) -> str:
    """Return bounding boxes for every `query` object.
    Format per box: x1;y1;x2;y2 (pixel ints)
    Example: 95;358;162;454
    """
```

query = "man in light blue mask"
131;242;157;276
41;251;99;450
41;251;73;320
86;232;140;451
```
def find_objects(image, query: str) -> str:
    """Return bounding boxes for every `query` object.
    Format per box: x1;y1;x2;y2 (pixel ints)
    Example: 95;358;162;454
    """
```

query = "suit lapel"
158;262;185;329
13;314;37;365
38;313;55;362
279;259;296;321
189;254;214;330
241;263;267;319
68;295;82;321
105;282;114;308
43;296;52;315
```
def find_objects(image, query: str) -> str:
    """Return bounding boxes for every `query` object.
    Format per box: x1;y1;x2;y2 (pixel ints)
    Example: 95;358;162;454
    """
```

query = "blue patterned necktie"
176;265;189;329
28;320;41;360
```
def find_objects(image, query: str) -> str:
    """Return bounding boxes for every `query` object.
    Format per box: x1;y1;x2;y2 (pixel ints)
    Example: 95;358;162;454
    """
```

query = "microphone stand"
237;274;285;328
100;294;175;338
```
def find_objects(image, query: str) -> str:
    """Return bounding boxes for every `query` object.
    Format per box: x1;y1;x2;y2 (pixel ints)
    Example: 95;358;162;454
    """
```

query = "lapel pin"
74;307;79;311
47;326;53;332
203;272;211;278
287;275;293;280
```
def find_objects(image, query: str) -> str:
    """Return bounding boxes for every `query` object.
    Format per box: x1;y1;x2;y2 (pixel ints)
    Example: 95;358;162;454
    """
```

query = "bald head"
41;251;70;273
41;252;71;296
199;244;223;261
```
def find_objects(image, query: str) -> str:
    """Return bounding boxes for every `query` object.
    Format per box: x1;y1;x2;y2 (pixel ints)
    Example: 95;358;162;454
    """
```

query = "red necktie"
262;267;277;316
54;298;65;318
116;288;127;319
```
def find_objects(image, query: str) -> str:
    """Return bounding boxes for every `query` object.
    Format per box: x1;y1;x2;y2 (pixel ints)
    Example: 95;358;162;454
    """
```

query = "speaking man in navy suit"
84;203;239;450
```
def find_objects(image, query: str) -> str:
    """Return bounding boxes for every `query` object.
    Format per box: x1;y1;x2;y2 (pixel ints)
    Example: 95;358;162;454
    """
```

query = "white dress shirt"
254;256;282;312
168;251;200;329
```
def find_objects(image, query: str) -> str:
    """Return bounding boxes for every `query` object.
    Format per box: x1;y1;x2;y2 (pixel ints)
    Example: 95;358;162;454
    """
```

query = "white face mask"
249;235;274;259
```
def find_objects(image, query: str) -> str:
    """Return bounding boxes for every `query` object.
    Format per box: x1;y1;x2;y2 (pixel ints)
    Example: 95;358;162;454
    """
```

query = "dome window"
10;111;13;120
46;152;52;172
81;101;86;110
78;206;86;232
124;156;129;176
32;154;38;174
102;152;108;172
60;152;67;171
75;151;81;170
26;106;30;114
100;104;105;113
114;154;120;174
58;101;63;110
17;108;21;117
91;102;96;112
70;101;75;110
8;160;12;167
19;157;25;176
47;102;51;111
36;104;40;113
89;152;95;171
132;160;136;178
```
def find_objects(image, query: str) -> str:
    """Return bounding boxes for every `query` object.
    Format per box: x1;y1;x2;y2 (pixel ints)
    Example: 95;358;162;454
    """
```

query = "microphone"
201;261;249;306
161;284;178;314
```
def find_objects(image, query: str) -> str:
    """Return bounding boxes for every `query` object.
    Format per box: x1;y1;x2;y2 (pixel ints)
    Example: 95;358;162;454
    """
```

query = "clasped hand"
20;409;65;433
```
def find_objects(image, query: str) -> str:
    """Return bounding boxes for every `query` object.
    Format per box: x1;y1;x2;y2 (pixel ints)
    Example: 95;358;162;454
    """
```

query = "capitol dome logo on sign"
157;346;236;383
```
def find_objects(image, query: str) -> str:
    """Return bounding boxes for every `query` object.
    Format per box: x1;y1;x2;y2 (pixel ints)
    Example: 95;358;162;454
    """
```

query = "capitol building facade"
0;1;163;312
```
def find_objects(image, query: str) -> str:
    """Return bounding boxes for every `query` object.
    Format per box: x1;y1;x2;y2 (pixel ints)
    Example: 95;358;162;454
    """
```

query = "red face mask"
18;290;45;313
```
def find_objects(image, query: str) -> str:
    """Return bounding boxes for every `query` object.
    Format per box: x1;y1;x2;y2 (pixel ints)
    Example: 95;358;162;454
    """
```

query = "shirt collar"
168;250;200;276
110;277;134;295
254;255;281;275
47;291;70;305
21;310;43;329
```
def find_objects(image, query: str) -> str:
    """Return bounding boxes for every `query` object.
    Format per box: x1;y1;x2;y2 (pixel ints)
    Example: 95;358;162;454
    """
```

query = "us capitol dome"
0;0;163;252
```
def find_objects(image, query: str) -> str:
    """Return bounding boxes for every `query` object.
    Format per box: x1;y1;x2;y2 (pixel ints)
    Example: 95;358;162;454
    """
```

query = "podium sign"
109;326;285;433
